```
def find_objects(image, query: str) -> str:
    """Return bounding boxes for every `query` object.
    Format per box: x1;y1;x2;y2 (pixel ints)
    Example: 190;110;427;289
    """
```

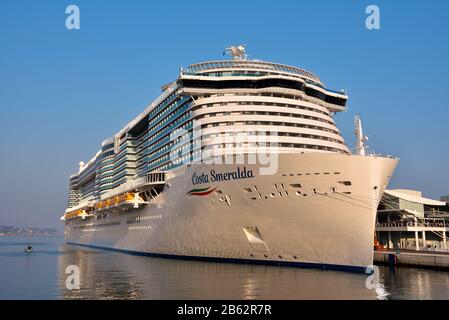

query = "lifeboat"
62;208;94;221
93;192;147;212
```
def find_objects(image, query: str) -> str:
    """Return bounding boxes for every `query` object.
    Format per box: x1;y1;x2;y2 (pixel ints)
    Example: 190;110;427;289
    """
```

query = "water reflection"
379;265;449;300
57;244;377;300
2;237;449;300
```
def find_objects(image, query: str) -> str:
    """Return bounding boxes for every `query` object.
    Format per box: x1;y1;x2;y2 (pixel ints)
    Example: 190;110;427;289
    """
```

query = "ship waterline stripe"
66;242;369;274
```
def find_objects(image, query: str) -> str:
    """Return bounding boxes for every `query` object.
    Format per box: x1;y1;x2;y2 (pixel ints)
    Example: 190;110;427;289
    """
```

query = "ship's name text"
192;166;255;185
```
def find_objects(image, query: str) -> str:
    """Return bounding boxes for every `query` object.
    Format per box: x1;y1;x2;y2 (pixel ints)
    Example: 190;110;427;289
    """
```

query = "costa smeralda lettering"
192;167;255;185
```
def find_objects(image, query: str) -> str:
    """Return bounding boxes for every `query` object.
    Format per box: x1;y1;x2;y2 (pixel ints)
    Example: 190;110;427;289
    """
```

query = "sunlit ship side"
62;46;398;273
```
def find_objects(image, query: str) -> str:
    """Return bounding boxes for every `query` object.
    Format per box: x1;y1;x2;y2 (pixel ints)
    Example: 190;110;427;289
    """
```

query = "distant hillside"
0;225;60;237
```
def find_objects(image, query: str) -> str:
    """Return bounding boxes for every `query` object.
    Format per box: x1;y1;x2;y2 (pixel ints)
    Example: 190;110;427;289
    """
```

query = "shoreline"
0;234;63;238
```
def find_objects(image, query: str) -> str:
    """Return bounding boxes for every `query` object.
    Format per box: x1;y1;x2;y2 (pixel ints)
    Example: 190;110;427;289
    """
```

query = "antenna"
223;45;247;60
354;114;369;156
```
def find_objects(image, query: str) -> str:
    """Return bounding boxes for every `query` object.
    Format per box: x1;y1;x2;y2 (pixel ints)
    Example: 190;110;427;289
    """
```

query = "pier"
374;189;449;270
374;250;449;270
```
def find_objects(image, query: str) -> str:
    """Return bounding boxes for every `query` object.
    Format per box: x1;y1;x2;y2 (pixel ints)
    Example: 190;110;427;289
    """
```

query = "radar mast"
224;45;247;60
354;114;369;156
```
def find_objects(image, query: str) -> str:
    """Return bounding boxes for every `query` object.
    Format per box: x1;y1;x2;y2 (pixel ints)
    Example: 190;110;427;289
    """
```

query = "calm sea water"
1;237;449;300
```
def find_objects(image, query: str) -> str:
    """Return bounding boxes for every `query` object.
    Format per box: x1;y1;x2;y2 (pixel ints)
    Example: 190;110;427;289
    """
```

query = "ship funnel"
354;114;368;156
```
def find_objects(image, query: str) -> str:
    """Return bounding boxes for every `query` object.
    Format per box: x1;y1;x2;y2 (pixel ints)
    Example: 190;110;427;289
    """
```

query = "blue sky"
0;0;448;228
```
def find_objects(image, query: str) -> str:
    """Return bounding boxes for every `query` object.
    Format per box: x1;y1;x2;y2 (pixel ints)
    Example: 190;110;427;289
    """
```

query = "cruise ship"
62;46;398;273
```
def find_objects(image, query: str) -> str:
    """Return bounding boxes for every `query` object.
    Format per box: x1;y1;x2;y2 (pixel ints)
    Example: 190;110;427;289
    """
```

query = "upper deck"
183;60;324;88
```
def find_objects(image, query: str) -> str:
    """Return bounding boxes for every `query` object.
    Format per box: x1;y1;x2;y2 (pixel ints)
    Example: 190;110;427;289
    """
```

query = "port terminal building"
376;189;449;251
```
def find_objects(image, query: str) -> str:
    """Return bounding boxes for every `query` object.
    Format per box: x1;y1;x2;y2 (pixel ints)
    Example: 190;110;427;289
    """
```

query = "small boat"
24;244;33;253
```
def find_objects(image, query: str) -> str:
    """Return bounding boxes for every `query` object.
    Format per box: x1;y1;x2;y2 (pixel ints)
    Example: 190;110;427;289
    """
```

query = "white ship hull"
65;153;397;273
